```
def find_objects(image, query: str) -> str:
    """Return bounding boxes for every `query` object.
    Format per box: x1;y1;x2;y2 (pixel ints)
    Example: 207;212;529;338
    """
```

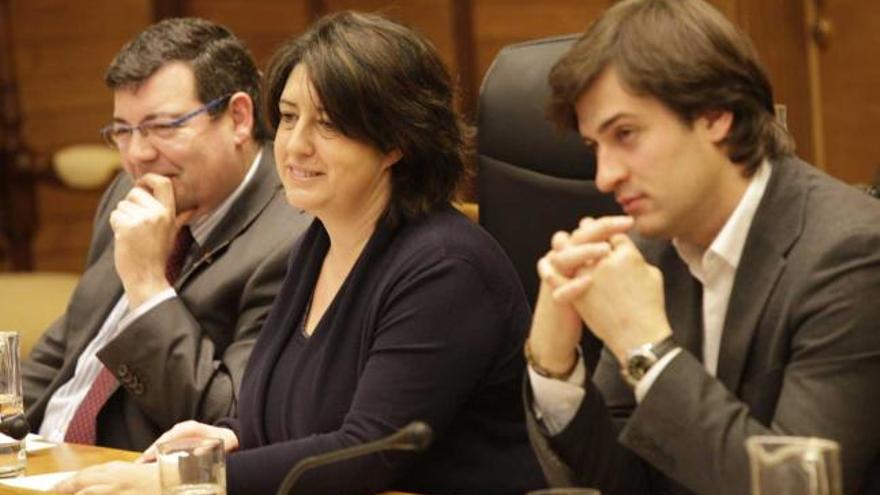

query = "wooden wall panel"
322;0;458;75
736;0;814;166
472;0;611;89
817;0;880;184
8;0;151;272
7;0;880;272
186;0;312;67
10;0;151;154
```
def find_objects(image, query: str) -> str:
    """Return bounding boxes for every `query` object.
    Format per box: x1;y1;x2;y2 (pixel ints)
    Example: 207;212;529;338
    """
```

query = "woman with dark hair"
59;11;543;495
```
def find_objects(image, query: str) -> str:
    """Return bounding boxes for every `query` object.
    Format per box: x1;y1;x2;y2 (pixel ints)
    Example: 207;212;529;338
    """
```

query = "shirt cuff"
633;347;682;402
118;288;177;330
529;349;587;435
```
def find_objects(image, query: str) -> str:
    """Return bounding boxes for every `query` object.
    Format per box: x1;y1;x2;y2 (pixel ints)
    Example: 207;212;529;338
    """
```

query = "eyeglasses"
99;94;232;149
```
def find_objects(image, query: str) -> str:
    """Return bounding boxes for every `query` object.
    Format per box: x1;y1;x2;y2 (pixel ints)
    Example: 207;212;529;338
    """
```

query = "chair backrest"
477;35;621;304
0;272;78;357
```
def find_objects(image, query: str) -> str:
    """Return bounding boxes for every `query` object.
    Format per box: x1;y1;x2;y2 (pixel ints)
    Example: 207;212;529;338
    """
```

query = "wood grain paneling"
6;0;879;272
736;0;814;165
10;0;151;157
817;0;880;184
186;0;311;67
322;0;458;74
10;0;150;41
472;0;611;88
8;0;150;271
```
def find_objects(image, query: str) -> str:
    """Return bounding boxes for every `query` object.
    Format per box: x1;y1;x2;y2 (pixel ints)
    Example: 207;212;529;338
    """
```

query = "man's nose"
124;130;159;168
594;147;628;194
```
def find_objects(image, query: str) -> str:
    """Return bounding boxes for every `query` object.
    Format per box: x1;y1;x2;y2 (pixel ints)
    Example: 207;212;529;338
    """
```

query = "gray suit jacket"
527;156;880;495
23;146;311;450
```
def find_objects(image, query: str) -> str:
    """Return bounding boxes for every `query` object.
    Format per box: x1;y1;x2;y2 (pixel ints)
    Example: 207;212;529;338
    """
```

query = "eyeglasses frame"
99;93;232;149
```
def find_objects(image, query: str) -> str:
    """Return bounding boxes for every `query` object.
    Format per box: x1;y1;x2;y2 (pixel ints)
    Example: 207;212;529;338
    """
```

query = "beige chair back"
0;272;78;357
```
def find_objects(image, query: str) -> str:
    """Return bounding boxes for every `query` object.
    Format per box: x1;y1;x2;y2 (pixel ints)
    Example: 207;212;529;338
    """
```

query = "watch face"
627;354;655;381
623;337;676;387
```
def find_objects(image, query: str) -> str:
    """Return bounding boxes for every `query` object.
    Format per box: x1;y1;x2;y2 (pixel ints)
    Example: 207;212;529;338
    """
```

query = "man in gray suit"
524;0;880;494
22;18;310;450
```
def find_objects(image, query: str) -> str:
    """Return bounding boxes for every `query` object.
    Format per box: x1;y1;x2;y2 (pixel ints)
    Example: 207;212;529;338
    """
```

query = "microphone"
275;421;433;495
0;414;29;441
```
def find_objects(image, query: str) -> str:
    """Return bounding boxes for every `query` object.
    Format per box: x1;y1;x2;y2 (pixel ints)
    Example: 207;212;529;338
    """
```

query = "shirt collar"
188;149;262;245
673;159;772;276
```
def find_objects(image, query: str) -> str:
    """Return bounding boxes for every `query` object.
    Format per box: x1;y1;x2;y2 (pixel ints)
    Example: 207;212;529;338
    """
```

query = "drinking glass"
158;437;226;495
746;435;842;495
0;331;25;478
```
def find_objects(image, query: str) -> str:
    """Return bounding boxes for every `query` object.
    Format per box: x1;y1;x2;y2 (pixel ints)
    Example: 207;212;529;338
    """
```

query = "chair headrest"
477;34;596;180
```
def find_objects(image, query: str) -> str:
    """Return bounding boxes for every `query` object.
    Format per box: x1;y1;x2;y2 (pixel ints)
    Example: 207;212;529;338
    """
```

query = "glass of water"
747;435;842;495
0;331;25;478
158;437;226;495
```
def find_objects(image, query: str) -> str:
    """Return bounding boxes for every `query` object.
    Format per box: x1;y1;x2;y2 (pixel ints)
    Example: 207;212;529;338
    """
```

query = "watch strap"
622;335;678;387
649;335;677;359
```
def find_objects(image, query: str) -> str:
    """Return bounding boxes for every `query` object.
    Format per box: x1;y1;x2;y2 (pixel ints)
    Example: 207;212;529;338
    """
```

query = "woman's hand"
137;420;239;463
54;461;158;495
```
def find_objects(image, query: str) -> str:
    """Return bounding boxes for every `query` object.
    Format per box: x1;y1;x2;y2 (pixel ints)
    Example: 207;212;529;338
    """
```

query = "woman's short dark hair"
105;17;269;141
264;11;470;224
549;0;793;175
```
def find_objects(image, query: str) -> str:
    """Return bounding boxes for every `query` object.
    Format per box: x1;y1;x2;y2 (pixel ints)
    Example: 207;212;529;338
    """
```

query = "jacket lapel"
175;146;283;288
639;239;704;361
663;249;705;361
715;157;807;390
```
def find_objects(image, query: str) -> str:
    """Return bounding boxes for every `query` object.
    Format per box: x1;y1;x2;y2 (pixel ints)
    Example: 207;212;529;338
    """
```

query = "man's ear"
700;109;734;145
227;92;255;145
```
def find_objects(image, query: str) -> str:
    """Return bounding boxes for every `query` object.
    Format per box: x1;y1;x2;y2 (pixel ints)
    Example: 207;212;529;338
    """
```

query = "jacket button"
132;382;145;395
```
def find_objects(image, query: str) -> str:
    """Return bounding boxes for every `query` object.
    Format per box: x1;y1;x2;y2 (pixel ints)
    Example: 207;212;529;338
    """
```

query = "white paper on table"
0;470;75;491
0;432;55;453
25;433;56;453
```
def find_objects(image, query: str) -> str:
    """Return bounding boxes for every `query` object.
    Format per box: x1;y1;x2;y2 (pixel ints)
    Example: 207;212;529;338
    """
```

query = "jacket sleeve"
541;228;880;495
21;172;128;422
525;347;656;495
95;231;293;431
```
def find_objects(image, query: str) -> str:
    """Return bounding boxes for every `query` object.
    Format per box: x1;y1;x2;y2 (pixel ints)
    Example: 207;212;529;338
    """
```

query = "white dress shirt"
39;151;261;441
530;160;772;434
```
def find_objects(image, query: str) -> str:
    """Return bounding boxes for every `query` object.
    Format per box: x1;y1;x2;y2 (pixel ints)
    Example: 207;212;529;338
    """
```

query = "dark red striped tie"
63;366;117;444
64;226;194;444
165;226;196;284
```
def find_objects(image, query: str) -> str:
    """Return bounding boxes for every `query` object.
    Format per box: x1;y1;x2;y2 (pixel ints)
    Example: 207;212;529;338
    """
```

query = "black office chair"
477;34;621;306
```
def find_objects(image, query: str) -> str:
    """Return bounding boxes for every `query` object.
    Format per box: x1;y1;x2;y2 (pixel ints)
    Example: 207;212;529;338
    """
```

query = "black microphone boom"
276;421;433;495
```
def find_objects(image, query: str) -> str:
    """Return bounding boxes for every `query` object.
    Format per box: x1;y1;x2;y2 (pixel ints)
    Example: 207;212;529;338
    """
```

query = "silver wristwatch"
621;336;678;387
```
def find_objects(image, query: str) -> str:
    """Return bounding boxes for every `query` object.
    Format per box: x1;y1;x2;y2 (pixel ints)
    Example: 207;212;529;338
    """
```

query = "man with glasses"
21;18;310;450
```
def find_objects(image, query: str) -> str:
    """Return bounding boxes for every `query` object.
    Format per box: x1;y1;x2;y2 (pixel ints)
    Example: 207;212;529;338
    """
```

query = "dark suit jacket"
224;207;544;495
527;156;880;495
22;147;311;450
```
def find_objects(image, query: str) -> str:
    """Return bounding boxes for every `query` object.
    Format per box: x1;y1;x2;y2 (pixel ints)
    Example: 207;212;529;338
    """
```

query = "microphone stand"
275;421;432;495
